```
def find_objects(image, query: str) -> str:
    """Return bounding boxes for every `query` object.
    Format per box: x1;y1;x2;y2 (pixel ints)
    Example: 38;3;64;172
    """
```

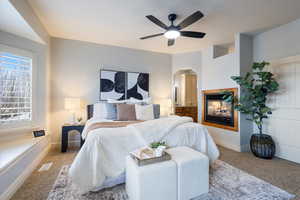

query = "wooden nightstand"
61;124;85;153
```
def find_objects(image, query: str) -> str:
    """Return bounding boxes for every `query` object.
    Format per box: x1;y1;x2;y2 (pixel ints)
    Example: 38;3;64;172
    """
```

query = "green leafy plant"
150;141;167;149
223;61;279;135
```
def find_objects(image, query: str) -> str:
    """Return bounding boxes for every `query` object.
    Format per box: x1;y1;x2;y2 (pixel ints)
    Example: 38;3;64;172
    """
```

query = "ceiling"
27;0;300;54
0;0;43;44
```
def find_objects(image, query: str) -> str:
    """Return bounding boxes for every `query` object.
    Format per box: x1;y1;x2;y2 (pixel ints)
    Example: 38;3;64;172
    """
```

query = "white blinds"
0;52;32;123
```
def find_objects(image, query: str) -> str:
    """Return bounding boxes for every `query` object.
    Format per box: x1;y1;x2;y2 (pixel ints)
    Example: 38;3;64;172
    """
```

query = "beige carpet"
11;146;300;200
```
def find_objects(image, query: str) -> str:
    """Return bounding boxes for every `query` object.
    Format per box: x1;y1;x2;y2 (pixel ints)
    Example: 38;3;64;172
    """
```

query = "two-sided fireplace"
202;88;238;131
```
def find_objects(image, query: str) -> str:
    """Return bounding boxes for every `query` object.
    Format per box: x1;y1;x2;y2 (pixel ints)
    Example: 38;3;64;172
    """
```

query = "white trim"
0;43;38;133
215;140;241;152
0;143;50;200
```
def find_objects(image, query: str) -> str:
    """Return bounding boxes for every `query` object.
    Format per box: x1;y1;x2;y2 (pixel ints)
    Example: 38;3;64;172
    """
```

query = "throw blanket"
69;116;219;193
83;121;144;137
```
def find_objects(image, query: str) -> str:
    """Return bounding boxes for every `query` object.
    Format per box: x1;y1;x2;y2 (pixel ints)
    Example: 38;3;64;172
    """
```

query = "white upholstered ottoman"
166;147;209;200
126;156;177;200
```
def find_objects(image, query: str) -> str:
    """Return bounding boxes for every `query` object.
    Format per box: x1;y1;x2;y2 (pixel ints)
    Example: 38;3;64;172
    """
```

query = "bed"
69;104;220;194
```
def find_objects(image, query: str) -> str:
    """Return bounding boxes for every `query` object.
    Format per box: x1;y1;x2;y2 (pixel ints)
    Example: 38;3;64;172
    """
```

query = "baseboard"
240;143;250;152
216;140;241;152
0;143;51;200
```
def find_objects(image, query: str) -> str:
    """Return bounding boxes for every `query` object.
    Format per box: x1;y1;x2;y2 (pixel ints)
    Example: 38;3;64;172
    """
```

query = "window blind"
0;52;32;123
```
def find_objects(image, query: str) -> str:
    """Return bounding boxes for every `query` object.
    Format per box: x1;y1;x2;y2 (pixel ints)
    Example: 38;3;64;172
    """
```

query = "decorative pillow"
127;97;152;105
116;104;136;121
93;102;117;120
135;104;155;120
107;99;129;104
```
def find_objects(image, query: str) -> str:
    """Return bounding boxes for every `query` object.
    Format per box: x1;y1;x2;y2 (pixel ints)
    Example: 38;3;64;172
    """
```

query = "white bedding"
69;116;219;193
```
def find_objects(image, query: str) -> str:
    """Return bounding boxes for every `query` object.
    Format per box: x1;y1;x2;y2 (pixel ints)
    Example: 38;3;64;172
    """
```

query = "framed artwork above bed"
100;70;149;101
100;70;126;100
127;72;149;100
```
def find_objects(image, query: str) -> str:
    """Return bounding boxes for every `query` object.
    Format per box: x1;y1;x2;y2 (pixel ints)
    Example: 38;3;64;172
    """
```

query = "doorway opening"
173;69;198;122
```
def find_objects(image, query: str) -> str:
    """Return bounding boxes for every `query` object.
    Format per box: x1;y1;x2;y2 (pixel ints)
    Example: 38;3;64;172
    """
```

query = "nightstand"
61;124;85;153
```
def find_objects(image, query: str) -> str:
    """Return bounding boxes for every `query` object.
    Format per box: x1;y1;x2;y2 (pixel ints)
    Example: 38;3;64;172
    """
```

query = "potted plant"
223;61;279;159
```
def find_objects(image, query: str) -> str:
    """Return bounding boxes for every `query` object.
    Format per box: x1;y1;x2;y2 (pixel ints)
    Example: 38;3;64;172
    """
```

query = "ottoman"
166;147;209;200
126;156;177;200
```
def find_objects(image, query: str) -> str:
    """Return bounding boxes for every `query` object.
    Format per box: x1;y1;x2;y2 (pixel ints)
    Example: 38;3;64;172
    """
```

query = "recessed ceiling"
28;0;300;54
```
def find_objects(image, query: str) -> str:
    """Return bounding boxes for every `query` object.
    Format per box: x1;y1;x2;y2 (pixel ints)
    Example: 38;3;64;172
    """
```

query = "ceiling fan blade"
168;39;175;46
177;11;204;30
140;33;164;40
146;15;168;30
180;31;206;38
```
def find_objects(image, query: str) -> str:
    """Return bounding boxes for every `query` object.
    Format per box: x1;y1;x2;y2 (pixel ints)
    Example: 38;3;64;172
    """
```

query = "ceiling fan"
140;11;206;46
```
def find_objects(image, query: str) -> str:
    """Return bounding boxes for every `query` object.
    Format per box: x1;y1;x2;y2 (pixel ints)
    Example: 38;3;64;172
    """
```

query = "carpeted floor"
47;161;294;200
11;146;300;200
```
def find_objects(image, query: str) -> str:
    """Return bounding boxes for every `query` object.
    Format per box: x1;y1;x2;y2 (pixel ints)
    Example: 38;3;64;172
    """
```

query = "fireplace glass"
205;93;234;127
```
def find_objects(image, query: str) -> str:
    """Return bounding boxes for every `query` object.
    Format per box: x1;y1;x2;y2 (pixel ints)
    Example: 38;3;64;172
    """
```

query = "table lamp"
64;98;81;124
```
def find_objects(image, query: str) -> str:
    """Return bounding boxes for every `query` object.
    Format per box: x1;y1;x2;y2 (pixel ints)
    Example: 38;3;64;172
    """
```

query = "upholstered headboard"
87;104;94;120
87;104;160;120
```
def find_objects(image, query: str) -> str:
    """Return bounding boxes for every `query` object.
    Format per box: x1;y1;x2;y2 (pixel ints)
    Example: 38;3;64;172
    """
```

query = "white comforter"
69;116;219;193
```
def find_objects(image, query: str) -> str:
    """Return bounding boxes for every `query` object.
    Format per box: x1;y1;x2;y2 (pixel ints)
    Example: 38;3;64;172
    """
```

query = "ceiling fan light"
164;30;180;39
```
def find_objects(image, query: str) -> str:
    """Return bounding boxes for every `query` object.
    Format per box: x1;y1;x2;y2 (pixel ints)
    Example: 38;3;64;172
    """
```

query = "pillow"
107;99;129;104
93;102;117;120
116;104;136;121
153;104;160;119
135;104;155;120
127;97;152;105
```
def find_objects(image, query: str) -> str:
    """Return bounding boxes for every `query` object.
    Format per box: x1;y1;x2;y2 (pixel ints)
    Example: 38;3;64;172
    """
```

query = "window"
0;51;32;124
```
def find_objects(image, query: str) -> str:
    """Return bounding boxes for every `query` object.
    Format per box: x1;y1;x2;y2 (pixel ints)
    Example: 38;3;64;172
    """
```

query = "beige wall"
50;37;172;144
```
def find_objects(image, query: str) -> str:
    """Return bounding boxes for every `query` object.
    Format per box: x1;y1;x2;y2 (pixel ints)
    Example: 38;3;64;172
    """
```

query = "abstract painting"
127;72;149;100
100;70;126;100
100;70;149;100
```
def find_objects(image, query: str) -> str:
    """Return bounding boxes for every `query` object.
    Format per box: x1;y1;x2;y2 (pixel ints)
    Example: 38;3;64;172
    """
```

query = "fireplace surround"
202;88;238;131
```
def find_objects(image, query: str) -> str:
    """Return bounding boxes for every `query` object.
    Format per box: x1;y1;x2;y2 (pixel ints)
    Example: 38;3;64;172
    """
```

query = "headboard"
87;104;94;120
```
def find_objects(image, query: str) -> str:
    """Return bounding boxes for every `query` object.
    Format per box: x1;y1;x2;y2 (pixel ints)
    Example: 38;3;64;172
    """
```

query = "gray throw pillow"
105;103;117;120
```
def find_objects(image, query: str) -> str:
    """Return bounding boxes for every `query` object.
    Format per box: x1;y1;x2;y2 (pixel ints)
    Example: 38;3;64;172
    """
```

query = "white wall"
253;18;300;163
254;18;300;61
172;51;201;118
50;38;172;144
9;0;49;44
201;46;241;151
235;34;253;152
172;51;201;75
262;57;300;164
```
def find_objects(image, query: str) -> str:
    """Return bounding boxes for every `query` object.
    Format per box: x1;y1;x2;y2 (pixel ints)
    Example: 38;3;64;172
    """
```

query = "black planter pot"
250;134;276;159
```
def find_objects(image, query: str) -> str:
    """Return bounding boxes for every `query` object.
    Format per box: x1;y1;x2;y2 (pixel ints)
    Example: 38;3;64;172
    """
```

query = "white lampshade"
64;98;81;110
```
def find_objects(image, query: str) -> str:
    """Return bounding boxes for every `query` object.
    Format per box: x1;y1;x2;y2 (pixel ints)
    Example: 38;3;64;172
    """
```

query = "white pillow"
128;97;152;105
135;104;154;120
107;99;129;104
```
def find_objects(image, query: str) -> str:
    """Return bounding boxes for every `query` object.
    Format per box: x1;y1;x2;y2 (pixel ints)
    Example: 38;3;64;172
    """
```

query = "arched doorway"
173;69;198;122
